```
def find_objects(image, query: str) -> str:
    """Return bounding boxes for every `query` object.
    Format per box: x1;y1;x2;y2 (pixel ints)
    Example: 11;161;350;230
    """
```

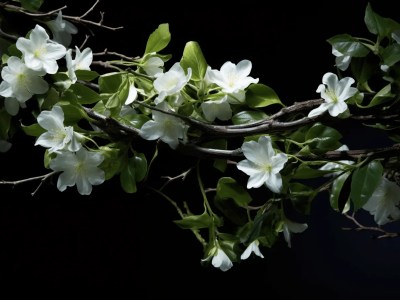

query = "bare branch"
80;0;100;19
343;213;400;239
0;27;18;41
0;171;57;196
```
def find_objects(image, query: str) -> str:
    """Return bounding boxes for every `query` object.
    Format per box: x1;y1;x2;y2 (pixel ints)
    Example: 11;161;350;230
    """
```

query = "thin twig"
80;0;99;19
0;3;66;17
0;27;18;41
343;213;400;238
0;171;57;196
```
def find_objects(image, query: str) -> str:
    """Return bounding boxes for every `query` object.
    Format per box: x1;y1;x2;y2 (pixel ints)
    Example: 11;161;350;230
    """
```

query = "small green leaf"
75;70;99;82
327;34;369;57
382;44;400;67
216;177;252;207
99;72;123;93
356;84;394;108
232;110;268;125
133;153;147;182
330;172;351;213
21;123;45;137
19;0;44;11
245;84;283;108
305;123;342;153
350;160;383;210
120;157;137;193
365;3;400;39
99;144;125;180
174;212;212;229
180;41;207;81
0;108;11;139
289;182;316;214
145;23;171;54
70;83;100;105
293;164;331;179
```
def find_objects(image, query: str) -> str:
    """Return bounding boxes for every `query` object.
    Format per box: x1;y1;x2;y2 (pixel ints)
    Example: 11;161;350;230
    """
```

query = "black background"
1;0;400;297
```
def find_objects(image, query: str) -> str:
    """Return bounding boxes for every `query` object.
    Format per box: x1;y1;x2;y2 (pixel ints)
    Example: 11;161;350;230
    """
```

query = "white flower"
207;60;258;102
240;240;264;260
0;56;48;102
201;95;232;122
50;148;105;195
392;30;400;44
319;145;353;176
237;136;288;193
16;24;67;74
139;103;188;149
66;47;93;83
142;56;164;76
124;82;138;105
308;72;358;118
362;177;400;225
281;218;308;248
46;11;78;47
332;48;351;71
211;248;233;272
153;62;192;104
0;139;12;153
35;106;83;153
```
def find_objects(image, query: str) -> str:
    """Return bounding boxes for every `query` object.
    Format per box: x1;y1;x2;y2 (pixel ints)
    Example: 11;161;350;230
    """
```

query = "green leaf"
305;123;342;153
99;72;123;93
180;41;207;81
329;172;351;213
133;153;147;182
327;34;369;57
293;163;331;179
350;160;383;210
232;110;268;125
382;44;400;67
120;157;137;193
174;212;212;230
356;84;394;108
70;83;100;105
40;87;59;110
21;123;45;137
245;84;283;108
216;177;252;207
99;144;125;180
289;183;316;214
144;23;171;54
75;70;99;82
0;108;11;139
19;0;44;11
120;113;150;129
365;3;400;39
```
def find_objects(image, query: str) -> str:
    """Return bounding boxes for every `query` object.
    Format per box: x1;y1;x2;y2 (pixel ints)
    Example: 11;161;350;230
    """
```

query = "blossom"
16;24;67;74
66;47;93;83
153;62;192;104
142;56;164;76
45;11;78;47
50;148;105;195
237;136;288;193
0;56;48;102
124;82;138;105
281;218;308;248
207;60;258;103
362;177;400;225
35;106;83;153
319;145;353;176
240;240;264;260
139;103;188;149
211;248;233;272
308;72;358;118
332;48;351;71
201;95;232;122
